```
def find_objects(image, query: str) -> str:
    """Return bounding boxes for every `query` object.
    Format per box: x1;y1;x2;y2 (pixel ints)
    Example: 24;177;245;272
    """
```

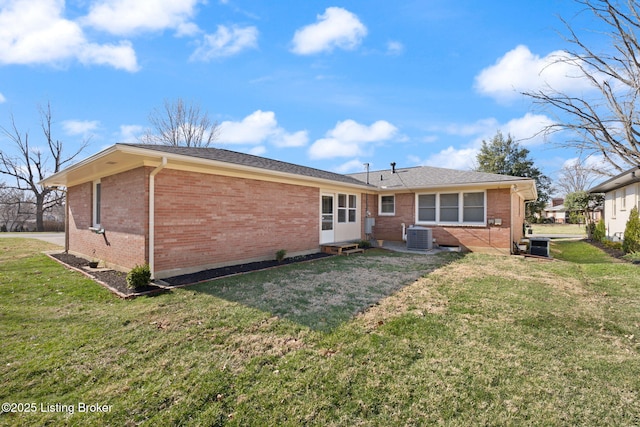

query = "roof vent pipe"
391;162;396;173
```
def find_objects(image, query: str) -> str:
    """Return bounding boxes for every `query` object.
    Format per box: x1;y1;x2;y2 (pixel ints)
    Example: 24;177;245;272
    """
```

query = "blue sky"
0;0;603;192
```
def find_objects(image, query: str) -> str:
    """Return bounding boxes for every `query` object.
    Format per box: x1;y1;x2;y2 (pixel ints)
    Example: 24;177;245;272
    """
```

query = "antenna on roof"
391;162;396;173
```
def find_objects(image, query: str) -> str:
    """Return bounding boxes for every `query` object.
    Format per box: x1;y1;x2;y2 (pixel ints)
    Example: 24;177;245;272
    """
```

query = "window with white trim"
338;194;358;223
93;180;102;227
621;188;627;210
379;195;395;215
348;195;357;222
416;191;486;225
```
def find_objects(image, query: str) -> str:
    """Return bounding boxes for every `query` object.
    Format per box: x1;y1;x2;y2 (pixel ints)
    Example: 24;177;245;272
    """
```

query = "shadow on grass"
188;249;463;332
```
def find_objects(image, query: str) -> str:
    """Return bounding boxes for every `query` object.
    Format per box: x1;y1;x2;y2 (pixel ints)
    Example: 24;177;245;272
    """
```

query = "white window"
463;192;485;222
338;194;358;223
621;188;627;210
348;195;357;222
416;191;485;225
93;180;102;227
418;194;436;222
379;195;395;215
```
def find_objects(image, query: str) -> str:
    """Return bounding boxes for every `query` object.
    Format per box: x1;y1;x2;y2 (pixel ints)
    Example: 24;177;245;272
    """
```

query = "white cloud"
475;45;595;102
190;25;258;61
248;145;267;156
0;93;5;103
62;120;100;135
217;110;308;147
119;124;145;142
291;7;367;55
272;130;308;148
83;0;202;36
501;113;554;146
308;119;398;159
421;112;555;170
334;158;366;174
0;0;138;71
386;41;404;55
423;146;479;170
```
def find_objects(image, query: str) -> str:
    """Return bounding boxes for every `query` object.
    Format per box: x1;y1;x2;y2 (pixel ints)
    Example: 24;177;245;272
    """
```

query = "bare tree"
0;185;32;231
0;102;88;231
141;98;219;147
555;158;603;195
525;0;640;173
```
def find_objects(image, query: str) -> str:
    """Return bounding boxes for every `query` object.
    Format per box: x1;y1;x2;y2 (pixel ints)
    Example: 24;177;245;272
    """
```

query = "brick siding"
153;169;320;274
67;167;148;270
371;188;519;254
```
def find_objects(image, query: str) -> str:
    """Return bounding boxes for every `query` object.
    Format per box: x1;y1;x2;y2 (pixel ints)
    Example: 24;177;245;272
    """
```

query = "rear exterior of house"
589;166;640;239
349;166;536;255
42;144;537;279
44;144;370;279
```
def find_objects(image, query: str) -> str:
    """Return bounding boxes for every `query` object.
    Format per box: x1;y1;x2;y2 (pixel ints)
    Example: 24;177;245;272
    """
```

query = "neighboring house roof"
40;143;373;189
589;165;640;193
348;166;538;200
544;204;566;213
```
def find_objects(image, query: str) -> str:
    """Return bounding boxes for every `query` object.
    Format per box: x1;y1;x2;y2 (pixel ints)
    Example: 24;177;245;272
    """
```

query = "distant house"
41;144;537;278
589;166;640;240
542;198;567;223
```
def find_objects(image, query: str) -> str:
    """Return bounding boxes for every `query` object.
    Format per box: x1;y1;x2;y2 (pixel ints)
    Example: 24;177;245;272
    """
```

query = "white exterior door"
320;194;335;244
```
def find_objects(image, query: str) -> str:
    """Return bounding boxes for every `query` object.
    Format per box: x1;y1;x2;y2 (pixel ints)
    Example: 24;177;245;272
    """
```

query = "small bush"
622;252;640;263
357;240;372;249
602;240;623;251
275;249;287;263
592;219;606;242
623;207;640;254
126;264;151;290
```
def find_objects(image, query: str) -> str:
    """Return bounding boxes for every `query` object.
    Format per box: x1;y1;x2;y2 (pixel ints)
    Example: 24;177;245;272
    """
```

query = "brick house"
41;144;537;278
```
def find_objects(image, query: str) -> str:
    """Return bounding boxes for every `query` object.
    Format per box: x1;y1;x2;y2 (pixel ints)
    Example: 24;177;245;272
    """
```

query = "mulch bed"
49;252;334;297
587;239;627;260
161;253;333;286
49;253;164;298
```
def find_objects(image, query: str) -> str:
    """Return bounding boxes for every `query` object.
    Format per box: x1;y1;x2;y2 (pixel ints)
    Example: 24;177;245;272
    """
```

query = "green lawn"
1;238;639;426
530;223;587;236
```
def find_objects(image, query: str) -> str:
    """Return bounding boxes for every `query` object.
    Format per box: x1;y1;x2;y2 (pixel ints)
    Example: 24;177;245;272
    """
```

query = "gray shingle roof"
348;165;533;189
121;144;370;187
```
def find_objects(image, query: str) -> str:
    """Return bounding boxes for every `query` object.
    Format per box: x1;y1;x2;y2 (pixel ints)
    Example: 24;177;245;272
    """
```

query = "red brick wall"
153;169;320;274
371;188;515;254
67;167;148;270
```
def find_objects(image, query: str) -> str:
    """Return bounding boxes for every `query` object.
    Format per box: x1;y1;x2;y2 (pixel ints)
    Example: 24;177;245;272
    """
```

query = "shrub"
275;249;287;263
592;219;606;242
126;264;151;290
357;240;372;249
623;206;640;254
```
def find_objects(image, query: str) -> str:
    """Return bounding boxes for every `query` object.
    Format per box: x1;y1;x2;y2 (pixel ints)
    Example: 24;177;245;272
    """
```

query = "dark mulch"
162;252;333;286
49;253;162;297
587;239;626;260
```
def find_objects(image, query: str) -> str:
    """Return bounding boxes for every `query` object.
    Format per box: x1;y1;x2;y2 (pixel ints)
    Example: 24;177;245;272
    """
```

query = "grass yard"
530;223;587;236
1;238;639;426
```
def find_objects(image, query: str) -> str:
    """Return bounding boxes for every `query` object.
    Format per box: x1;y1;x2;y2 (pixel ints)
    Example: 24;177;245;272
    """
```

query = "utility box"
406;226;433;250
365;217;375;234
529;237;551;257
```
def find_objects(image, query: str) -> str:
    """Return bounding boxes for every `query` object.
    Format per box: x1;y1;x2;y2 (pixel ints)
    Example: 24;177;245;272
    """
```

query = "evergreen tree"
623;206;640;254
475;131;551;220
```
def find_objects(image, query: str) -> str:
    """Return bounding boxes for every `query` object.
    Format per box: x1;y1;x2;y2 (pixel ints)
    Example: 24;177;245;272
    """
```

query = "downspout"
65;189;69;253
149;157;167;279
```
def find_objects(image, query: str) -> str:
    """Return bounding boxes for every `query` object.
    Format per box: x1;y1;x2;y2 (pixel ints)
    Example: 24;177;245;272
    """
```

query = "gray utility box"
529;237;551;257
406;226;433;250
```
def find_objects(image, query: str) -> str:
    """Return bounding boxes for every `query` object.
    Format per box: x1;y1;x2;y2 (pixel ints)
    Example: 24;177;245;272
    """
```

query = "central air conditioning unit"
406;226;433;250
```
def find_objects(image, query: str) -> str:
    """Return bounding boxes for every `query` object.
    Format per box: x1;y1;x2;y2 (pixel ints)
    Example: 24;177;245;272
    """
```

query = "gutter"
148;157;167;279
